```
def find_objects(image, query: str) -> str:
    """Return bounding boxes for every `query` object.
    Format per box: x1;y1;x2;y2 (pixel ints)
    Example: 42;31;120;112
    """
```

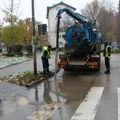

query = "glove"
48;56;51;59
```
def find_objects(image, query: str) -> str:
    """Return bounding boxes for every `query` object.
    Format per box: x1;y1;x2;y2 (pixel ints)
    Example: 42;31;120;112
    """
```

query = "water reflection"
43;80;54;110
0;102;3;116
34;87;39;101
58;73;91;104
33;86;40;113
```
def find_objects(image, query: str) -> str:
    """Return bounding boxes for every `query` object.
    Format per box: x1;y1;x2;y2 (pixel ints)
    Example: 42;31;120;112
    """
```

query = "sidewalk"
0;54;56;78
0;54;56;101
0;53;64;120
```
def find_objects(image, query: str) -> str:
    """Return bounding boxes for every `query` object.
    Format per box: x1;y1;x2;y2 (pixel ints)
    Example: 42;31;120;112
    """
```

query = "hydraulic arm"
56;8;91;24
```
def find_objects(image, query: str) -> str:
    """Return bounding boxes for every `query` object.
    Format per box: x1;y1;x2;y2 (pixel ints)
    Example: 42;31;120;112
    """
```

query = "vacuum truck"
56;8;101;71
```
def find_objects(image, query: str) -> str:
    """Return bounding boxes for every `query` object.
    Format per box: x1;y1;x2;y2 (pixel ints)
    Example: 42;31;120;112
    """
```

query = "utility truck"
56;8;101;71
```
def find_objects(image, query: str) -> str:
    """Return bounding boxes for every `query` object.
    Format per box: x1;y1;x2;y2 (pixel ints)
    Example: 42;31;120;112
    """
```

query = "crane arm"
56;8;90;23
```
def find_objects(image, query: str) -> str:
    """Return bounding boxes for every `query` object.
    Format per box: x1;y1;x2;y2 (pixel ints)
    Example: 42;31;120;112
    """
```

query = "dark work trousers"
105;57;110;72
41;57;49;74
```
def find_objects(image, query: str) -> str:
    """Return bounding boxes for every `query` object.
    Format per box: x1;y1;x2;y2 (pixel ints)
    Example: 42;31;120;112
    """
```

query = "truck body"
56;8;101;71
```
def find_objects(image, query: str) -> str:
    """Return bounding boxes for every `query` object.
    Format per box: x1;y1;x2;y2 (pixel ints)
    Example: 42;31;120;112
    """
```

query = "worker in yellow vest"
41;45;52;75
103;41;111;74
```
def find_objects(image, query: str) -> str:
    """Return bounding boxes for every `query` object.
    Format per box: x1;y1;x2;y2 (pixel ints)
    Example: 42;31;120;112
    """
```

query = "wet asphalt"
0;54;120;120
0;53;59;120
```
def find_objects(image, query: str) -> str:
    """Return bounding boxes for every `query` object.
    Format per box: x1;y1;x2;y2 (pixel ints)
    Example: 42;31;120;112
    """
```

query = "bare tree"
116;0;120;45
98;0;116;42
81;0;117;42
2;0;21;25
81;0;99;22
2;0;21;44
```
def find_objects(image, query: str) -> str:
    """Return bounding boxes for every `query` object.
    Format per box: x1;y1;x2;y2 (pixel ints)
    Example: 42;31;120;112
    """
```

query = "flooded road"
49;70;99;120
0;69;99;120
0;54;120;120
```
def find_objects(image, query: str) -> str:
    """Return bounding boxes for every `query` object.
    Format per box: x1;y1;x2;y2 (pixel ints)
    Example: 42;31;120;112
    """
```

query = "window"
62;35;65;38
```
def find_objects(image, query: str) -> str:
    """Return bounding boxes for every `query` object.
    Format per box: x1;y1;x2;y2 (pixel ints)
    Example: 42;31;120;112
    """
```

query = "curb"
25;68;60;88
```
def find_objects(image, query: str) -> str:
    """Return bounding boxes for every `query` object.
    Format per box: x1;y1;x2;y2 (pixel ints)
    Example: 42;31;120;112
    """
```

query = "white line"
71;87;104;120
118;88;120;120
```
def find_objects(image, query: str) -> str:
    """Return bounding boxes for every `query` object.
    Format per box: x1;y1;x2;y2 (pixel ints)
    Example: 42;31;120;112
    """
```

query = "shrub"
6;44;14;54
26;44;33;56
15;44;23;56
112;49;120;54
6;44;23;56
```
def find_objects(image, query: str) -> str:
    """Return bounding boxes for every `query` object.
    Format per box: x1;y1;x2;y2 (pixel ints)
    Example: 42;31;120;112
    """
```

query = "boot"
43;70;47;75
104;70;110;74
47;69;50;75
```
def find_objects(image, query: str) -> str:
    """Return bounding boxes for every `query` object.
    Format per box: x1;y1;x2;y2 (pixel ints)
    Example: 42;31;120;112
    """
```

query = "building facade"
47;2;76;48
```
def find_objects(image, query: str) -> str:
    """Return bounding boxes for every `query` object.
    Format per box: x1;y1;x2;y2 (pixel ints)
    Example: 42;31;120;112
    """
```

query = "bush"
0;49;2;53
15;44;23;56
26;44;33;56
6;44;14;54
4;52;15;56
6;44;23;56
112;49;120;54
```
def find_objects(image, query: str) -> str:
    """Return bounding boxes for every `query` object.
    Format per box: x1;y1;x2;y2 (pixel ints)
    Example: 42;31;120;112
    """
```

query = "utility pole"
40;23;43;47
31;0;37;74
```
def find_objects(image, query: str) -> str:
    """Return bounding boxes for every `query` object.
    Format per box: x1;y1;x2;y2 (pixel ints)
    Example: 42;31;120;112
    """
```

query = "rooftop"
46;1;76;19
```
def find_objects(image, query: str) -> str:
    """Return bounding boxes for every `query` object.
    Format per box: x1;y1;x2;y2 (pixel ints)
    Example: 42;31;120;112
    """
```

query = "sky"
0;0;119;25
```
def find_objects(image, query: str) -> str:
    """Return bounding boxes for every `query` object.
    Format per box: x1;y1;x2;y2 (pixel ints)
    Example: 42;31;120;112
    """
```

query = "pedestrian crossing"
71;87;104;120
1;87;120;120
26;87;120;120
118;88;120;120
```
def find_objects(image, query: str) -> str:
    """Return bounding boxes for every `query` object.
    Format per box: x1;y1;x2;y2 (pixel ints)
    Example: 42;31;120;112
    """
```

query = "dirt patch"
1;71;54;87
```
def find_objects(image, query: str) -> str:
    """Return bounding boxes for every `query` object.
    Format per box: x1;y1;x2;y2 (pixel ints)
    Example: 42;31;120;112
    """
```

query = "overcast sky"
0;0;119;24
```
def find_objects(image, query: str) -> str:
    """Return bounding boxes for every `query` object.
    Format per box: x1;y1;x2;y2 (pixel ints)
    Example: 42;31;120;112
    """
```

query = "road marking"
71;87;104;120
118;88;120;120
26;102;63;120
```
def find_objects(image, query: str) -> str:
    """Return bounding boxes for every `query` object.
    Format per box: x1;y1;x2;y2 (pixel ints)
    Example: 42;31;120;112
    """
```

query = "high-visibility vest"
41;46;51;57
103;45;110;57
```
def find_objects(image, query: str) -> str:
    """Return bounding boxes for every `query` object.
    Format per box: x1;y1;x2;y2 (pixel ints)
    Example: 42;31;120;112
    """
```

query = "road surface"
0;54;120;120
